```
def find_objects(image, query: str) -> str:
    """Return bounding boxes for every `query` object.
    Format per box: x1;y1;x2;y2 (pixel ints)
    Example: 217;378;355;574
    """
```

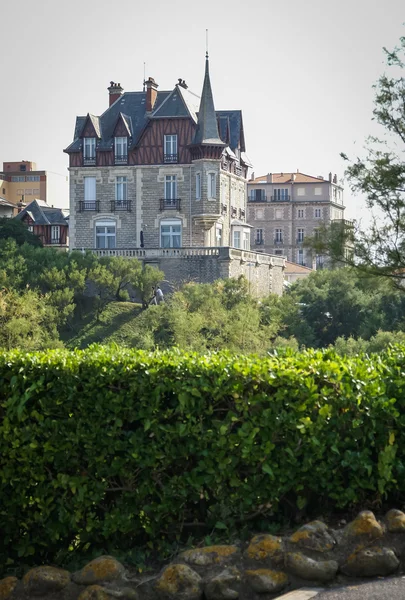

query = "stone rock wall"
3;510;405;599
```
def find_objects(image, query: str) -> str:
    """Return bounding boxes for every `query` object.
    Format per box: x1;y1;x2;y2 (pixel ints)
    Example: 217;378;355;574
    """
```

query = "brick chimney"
108;81;123;106
145;77;158;112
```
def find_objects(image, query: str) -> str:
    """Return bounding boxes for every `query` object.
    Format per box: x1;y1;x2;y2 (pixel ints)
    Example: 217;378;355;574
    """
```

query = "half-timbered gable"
15;199;69;249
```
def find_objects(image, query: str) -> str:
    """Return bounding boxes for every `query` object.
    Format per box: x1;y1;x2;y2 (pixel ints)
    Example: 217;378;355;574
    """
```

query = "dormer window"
114;137;128;164
83;138;96;165
164;135;178;163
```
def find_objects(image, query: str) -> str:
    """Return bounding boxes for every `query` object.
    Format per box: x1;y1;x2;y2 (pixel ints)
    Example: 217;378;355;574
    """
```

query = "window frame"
115;176;127;205
297;208;304;218
195;172;201;200
275;228;283;243
95;220;116;249
83;137;96;159
160;218;182;248
314;208;322;218
297;228;305;242
164;135;178;162
114;136;128;161
51;225;60;243
207;171;217;199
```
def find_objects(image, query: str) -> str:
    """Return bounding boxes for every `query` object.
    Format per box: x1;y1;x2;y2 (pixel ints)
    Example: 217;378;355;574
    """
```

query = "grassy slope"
61;301;143;349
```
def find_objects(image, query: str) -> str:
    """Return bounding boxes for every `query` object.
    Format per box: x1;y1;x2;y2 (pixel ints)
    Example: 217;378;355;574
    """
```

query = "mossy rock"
23;566;70;595
286;552;338;582
245;534;284;563
73;556;125;585
341;546;400;577
0;577;18;600
343;511;384;540
204;567;240;600
78;585;111;600
155;564;202;600
289;520;335;553
386;509;405;533
182;545;239;566
245;568;288;593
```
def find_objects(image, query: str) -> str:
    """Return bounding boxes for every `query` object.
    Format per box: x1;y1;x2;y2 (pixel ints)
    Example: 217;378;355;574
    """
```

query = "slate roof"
15;199;68;226
65;65;244;155
252;172;328;184
192;55;224;147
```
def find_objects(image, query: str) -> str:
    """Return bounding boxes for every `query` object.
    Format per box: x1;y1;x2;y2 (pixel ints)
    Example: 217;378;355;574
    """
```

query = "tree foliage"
0;217;42;247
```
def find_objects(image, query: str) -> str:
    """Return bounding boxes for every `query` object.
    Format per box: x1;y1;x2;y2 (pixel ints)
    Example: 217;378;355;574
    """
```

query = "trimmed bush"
1;345;405;571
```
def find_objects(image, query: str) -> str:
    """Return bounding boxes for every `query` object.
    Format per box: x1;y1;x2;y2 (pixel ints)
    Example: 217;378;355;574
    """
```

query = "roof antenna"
206;28;209;59
143;62;146;92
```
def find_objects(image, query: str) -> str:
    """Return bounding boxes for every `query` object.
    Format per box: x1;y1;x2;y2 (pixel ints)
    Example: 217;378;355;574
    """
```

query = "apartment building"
248;171;346;268
0;161;48;208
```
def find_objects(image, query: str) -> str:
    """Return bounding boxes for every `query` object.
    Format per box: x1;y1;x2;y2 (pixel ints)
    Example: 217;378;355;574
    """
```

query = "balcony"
111;200;131;212
114;154;128;165
78;201;100;212
164;154;178;164
248;195;267;202
160;198;181;211
83;156;96;166
271;195;290;202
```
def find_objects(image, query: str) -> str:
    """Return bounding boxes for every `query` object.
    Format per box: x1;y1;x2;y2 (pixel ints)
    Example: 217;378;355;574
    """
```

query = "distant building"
0;161;49;208
15;199;69;249
284;261;313;284
248;171;347;268
0;197;17;218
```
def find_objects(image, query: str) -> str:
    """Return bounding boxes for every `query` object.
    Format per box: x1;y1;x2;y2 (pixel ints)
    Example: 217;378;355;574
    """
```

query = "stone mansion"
64;54;285;296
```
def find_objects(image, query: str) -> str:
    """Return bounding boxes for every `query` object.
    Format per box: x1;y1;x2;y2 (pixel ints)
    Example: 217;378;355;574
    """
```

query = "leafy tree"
0;288;62;350
0;217;42;246
309;35;405;283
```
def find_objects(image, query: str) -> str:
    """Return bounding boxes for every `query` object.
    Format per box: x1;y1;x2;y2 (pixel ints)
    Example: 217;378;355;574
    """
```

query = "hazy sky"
1;0;404;220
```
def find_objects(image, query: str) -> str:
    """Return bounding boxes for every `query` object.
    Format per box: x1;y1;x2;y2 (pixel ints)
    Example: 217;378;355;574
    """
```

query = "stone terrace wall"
92;247;285;297
3;510;405;599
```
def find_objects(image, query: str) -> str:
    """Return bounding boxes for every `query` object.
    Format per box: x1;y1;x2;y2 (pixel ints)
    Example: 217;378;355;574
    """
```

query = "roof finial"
206;29;209;59
143;62;146;92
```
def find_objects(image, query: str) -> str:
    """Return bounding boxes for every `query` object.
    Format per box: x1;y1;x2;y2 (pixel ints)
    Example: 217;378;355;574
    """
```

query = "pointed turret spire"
192;53;225;148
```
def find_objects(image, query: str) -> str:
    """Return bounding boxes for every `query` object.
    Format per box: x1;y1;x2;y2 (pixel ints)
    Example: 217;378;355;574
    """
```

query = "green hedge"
1;345;405;570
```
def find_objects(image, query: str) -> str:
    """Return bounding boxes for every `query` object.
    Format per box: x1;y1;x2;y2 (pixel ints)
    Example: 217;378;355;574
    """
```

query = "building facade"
248;171;346;268
63;55;285;296
0;161;48;207
15;199;69;249
64;57;253;254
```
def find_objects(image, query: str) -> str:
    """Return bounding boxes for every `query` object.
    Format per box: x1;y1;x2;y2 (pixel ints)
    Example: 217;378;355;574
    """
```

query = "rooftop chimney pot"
145;77;159;112
108;81;124;106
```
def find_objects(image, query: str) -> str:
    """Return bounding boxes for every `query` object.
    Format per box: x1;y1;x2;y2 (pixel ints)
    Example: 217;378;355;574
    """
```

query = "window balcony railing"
296;238;305;244
164;154;178;164
248;195;267;202
78;201;100;212
111;200;131;212
274;238;283;244
160;198;181;211
114;155;128;165
83;156;96;166
271;195;290;202
255;239;264;245
49;238;64;245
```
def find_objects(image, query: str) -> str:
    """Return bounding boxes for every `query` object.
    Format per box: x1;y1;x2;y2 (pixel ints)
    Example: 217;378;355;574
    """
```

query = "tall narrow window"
51;225;60;244
164;135;178;163
314;208;322;218
207;172;216;199
297;209;304;218
196;173;201;200
233;230;241;248
275;228;283;243
297;249;305;265
256;229;264;244
243;231;249;250
83;177;96;210
160;219;181;248
96;221;116;249
297;228;304;242
114;137;128;163
83;138;96;164
116;176;127;206
216;224;223;246
273;188;289;201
